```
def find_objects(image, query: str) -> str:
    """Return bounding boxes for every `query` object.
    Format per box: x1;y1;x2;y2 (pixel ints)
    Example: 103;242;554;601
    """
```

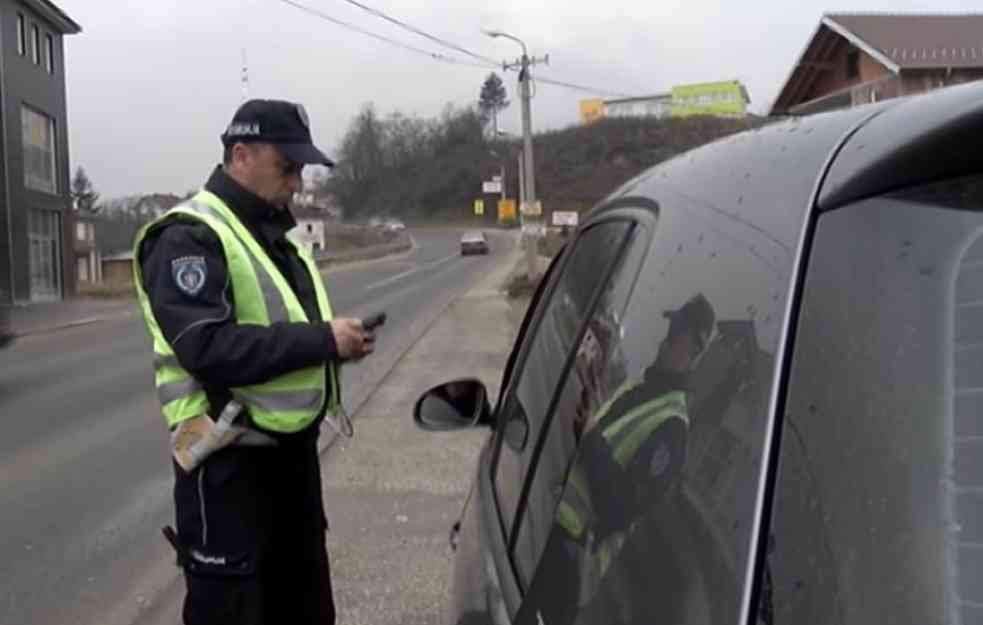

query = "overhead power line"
279;0;456;63
532;75;634;99
336;0;501;68
278;0;635;98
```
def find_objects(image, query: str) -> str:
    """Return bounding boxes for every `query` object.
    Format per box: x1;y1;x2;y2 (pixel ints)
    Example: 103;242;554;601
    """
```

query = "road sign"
552;211;579;227
520;200;542;216
521;223;546;237
474;199;485;216
497;199;516;225
482;181;502;194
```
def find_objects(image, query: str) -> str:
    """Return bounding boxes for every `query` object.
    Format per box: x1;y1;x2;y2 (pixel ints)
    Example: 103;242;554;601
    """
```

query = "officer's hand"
331;318;375;360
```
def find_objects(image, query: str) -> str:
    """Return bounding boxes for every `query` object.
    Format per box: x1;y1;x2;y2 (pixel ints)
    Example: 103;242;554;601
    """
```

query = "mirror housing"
413;379;492;431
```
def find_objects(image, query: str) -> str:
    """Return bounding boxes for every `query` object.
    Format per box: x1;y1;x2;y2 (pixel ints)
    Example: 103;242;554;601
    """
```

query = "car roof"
590;81;983;238
818;81;983;210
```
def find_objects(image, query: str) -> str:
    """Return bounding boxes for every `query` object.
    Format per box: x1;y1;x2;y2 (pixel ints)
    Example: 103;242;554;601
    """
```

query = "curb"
11;310;137;339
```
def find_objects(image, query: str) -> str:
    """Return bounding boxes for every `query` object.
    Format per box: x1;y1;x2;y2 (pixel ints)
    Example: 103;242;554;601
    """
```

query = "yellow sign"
579;98;605;124
474;199;485;216
498;199;516;225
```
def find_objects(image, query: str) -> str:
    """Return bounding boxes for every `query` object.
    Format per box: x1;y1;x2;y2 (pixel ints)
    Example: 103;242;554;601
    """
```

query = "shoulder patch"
171;256;208;297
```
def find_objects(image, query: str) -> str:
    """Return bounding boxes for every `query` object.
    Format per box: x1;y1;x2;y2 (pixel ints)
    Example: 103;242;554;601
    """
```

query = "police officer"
134;99;373;625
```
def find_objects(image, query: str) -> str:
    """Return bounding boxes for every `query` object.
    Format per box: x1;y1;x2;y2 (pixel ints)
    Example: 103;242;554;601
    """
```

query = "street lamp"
481;29;527;57
483;28;543;280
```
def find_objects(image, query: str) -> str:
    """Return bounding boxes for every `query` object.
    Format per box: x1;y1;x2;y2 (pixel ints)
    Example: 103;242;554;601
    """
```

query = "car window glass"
759;175;983;625
511;225;649;587
495;249;567;414
493;222;631;549
519;186;792;625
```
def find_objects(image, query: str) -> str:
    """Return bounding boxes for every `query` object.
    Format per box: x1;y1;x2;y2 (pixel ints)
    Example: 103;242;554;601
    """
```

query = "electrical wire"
280;0;634;98
279;0;456;63
531;74;633;98
336;0;502;68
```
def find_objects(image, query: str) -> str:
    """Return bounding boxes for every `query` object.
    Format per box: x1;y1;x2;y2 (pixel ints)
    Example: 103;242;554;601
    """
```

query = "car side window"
518;187;792;625
493;222;632;552
759;175;983;625
511;225;649;587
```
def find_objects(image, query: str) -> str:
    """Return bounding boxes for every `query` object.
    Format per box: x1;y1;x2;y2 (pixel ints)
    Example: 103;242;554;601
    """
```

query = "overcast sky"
58;0;979;198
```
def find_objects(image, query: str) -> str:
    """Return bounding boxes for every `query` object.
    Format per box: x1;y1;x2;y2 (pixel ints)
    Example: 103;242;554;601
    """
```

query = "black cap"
663;293;716;351
221;99;334;167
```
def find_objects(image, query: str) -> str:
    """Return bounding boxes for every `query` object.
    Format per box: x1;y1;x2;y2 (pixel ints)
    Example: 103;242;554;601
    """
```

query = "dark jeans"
171;438;335;625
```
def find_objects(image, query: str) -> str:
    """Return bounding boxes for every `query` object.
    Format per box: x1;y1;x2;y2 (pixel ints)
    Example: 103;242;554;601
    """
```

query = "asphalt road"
0;228;506;625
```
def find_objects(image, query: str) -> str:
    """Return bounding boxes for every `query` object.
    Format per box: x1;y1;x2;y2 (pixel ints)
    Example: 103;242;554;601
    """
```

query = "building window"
32;24;40;65
16;14;25;56
45;34;54;74
846;49;860;80
22;107;56;194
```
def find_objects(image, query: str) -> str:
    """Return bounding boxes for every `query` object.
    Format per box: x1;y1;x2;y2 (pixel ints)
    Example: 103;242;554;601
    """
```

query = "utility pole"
500;162;506;203
241;48;250;101
484;30;547;281
517;152;525;216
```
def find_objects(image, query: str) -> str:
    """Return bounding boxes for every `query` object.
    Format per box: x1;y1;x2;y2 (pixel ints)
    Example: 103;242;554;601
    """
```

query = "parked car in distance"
460;231;489;255
413;82;983;625
384;218;406;232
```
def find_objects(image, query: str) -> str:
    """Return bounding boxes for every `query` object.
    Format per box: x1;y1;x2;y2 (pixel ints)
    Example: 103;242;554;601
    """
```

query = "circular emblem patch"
171;256;207;297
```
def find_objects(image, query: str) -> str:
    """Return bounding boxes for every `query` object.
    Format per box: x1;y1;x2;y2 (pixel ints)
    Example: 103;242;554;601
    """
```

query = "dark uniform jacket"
138;166;339;440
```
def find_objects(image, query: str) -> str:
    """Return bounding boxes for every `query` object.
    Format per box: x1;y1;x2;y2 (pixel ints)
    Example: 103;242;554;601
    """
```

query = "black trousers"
172;438;335;625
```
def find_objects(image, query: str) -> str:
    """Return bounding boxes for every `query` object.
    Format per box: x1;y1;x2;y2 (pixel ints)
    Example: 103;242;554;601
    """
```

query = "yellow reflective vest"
132;190;340;433
556;387;688;542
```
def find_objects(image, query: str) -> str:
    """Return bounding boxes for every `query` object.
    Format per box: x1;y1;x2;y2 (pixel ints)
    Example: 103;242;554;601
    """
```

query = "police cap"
221;99;334;167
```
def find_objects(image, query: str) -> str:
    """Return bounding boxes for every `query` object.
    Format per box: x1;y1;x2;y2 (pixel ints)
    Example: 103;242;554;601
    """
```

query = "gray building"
0;0;80;303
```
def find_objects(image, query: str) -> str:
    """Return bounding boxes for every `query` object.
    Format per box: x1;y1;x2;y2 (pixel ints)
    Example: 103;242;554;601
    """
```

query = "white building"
604;94;673;119
289;218;326;255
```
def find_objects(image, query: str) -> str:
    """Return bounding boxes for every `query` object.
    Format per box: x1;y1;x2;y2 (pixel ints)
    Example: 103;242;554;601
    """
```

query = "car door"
470;220;636;621
512;183;797;624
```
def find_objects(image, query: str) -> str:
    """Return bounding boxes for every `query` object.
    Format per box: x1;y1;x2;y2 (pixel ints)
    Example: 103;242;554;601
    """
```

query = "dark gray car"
414;81;983;625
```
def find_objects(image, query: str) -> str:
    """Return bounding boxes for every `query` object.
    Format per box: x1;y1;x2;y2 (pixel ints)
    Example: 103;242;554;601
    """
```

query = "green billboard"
671;81;750;118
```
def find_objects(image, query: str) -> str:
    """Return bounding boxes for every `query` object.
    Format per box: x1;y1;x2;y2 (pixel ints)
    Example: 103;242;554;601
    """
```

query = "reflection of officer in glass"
431;381;476;419
574;294;715;542
548;294;715;624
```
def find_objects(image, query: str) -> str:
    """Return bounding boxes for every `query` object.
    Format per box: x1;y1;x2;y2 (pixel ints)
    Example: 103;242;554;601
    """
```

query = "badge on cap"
171;256;207;297
295;103;310;130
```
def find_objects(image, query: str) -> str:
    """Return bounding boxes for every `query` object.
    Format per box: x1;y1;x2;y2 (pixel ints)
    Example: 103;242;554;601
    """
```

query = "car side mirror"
413;378;492;431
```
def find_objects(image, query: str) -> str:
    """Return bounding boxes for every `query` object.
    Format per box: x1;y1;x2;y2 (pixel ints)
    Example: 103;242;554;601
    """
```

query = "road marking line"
365;253;459;291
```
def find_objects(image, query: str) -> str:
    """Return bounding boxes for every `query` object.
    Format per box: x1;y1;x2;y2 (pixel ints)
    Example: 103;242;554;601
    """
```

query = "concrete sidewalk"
8;298;139;337
320;240;527;624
